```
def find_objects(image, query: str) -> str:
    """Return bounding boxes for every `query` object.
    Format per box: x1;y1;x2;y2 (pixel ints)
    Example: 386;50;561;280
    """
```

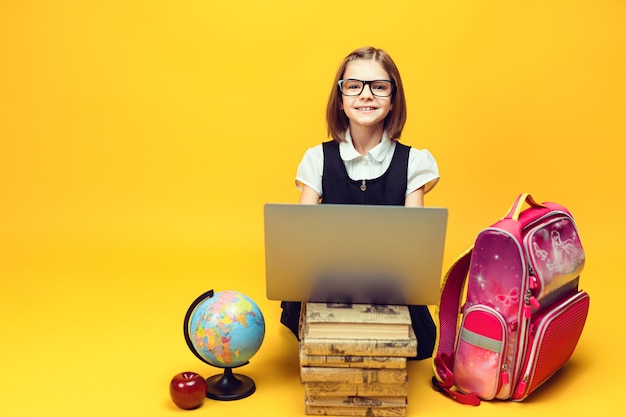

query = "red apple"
169;371;207;410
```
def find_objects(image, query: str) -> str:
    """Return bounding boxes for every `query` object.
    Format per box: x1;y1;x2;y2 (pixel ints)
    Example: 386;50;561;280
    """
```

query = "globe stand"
205;366;256;401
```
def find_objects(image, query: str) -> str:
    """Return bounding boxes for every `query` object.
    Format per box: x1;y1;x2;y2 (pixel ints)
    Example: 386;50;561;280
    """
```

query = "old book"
304;396;407;417
301;327;417;357
305;302;411;339
305;405;406;417
304;381;409;397
300;366;407;384
304;395;407;408
299;349;407;369
304;405;406;416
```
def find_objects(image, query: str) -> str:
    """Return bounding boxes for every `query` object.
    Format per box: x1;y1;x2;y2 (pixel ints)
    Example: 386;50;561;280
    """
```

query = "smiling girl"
281;46;440;360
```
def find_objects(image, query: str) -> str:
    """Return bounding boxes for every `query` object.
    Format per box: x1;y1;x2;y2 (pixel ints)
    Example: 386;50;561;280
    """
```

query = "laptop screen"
263;204;448;305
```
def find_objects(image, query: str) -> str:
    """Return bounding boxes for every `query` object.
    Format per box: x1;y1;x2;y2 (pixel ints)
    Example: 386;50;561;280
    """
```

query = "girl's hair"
326;46;407;142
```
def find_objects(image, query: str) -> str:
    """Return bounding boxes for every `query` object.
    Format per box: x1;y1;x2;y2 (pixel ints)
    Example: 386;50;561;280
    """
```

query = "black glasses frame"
337;79;396;97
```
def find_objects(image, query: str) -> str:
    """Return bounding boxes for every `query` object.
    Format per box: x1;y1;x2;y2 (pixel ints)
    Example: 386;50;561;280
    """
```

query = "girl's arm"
298;184;321;204
404;187;425;207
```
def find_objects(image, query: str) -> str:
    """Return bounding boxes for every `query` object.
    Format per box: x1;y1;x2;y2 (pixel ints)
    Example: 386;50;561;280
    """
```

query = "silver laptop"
264;204;448;305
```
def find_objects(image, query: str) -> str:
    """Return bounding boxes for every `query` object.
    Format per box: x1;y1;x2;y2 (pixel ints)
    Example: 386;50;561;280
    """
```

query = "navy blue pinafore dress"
280;140;437;360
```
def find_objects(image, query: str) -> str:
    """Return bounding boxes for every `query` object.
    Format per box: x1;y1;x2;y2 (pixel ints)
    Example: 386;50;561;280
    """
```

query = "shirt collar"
339;130;392;162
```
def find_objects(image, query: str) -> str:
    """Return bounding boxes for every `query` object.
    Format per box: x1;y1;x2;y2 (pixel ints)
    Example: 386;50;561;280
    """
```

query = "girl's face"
340;59;393;134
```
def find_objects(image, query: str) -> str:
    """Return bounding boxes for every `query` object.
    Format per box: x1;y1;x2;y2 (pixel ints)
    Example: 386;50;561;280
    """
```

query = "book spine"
304;382;409;397
299;351;407;369
300;367;407;384
304;405;407;416
306;303;411;325
306;326;409;339
304;395;407;407
301;337;417;357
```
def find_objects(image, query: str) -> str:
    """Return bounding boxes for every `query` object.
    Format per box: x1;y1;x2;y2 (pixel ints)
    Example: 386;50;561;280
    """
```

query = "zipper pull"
529;296;541;310
501;364;510;385
524;288;541;313
529;272;538;290
513;375;529;399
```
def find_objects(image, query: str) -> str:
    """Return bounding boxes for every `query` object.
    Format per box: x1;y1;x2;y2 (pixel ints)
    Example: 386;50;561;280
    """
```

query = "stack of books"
299;302;417;417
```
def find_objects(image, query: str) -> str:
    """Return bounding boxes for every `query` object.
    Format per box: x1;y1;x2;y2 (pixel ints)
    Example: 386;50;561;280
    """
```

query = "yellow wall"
1;1;624;416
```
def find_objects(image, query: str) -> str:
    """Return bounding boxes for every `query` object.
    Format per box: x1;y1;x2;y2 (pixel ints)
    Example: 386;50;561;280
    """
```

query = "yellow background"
1;1;624;415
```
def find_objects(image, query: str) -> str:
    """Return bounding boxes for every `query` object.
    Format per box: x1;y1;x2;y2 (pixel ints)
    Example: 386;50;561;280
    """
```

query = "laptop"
263;203;448;305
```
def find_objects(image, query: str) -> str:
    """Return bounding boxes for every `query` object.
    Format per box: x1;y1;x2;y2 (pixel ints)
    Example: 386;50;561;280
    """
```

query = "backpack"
431;193;590;405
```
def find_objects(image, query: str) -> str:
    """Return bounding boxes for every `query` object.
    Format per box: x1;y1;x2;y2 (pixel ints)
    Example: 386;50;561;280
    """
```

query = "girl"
281;46;440;360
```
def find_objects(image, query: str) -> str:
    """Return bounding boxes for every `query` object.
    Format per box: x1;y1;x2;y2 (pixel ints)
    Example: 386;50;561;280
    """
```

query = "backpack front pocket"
512;291;590;400
454;306;508;400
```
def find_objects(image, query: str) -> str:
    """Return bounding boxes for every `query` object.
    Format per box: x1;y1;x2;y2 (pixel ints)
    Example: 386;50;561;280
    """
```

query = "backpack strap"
431;246;481;406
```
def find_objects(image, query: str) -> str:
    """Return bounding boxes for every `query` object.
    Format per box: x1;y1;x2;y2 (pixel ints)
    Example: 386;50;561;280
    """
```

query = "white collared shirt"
295;131;440;198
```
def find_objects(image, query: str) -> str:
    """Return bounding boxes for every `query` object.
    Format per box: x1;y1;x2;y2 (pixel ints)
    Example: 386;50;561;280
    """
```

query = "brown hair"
326;46;407;142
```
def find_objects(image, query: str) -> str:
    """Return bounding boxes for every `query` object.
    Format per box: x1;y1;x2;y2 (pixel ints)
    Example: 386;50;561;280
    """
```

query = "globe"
183;289;266;400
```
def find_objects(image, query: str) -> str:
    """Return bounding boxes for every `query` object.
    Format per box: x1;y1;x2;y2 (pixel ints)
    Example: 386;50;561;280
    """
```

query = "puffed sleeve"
295;144;324;196
407;148;440;195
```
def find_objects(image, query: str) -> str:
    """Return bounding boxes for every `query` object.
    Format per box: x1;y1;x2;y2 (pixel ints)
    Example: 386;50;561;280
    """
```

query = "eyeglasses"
338;79;395;97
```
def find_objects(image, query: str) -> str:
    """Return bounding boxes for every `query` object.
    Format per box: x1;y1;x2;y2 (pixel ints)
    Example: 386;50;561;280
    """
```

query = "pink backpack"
432;193;590;405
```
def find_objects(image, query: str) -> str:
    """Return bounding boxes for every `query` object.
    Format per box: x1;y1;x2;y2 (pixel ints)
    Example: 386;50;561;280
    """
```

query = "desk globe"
183;289;265;400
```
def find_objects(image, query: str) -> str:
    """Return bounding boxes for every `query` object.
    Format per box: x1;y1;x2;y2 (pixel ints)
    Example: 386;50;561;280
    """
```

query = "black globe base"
205;367;256;400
